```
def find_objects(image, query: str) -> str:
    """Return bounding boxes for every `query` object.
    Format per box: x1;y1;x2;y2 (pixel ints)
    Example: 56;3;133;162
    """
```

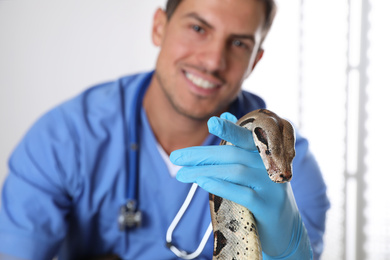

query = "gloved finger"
220;112;238;123
194;175;292;220
176;163;269;188
207;117;257;151
170;145;263;168
194;176;262;213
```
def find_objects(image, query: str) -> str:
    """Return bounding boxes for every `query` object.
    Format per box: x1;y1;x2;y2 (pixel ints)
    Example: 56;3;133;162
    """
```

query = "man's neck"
143;76;211;155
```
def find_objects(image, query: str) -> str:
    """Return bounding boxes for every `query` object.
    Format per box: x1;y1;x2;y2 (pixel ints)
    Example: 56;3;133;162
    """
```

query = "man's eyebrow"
231;34;255;43
183;12;214;29
183;12;256;43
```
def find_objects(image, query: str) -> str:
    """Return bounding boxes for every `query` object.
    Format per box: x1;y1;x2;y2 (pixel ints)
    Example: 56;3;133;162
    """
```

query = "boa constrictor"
209;109;296;260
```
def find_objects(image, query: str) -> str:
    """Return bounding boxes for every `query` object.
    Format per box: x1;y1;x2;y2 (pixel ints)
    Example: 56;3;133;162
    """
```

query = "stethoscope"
117;75;212;259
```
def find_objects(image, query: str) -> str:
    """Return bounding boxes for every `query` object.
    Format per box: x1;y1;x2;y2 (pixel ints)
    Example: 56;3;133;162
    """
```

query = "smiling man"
144;0;266;153
0;0;329;259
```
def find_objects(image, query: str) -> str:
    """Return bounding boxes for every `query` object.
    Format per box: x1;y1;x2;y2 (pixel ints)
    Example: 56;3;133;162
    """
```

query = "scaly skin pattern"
209;109;296;260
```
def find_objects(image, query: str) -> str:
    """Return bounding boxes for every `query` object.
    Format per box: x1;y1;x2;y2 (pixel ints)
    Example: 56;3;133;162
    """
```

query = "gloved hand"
170;112;312;259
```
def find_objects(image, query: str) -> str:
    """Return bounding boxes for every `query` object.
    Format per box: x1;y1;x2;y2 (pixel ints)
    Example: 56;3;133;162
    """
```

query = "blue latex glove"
170;112;313;259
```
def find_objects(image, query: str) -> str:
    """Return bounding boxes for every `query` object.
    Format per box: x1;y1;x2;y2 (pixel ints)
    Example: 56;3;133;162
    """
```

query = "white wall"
0;0;166;185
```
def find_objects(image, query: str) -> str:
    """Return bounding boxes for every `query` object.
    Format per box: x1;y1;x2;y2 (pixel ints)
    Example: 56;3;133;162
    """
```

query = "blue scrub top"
0;71;330;260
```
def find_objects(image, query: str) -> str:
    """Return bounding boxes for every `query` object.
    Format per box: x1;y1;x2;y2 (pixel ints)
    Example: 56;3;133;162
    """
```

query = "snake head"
237;109;296;183
240;110;295;183
253;119;295;183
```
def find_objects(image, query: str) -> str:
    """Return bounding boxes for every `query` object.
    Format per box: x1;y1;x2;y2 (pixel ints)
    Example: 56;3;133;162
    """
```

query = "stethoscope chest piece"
118;199;142;231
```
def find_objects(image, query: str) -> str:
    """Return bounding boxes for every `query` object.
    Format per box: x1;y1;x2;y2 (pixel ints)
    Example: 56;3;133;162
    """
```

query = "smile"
185;72;217;89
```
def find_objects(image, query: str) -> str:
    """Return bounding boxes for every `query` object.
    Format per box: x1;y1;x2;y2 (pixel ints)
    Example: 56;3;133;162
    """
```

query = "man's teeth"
185;72;217;89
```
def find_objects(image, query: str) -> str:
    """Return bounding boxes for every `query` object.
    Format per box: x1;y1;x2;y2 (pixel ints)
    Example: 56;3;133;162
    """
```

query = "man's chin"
174;107;215;121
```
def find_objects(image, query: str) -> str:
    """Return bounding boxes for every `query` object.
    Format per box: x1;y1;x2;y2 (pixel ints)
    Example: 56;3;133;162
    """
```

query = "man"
0;0;330;259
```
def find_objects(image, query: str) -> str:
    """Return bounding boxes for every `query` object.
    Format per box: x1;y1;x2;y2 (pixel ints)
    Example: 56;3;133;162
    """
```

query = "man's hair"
165;0;277;46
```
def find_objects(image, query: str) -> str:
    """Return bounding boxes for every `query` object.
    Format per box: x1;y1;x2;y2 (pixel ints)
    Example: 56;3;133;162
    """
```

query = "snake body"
209;109;296;260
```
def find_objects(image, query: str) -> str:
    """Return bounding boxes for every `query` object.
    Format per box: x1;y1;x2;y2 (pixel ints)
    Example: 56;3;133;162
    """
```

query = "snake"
209;109;296;260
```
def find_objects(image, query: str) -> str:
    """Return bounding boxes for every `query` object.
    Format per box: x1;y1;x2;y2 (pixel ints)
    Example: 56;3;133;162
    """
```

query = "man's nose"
197;40;227;72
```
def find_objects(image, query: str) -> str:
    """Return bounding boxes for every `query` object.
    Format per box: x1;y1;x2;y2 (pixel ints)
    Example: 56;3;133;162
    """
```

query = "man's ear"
244;48;264;78
152;8;168;47
251;48;264;71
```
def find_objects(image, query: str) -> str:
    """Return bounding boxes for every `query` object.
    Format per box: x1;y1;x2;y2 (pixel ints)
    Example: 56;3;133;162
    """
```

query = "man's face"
153;0;265;120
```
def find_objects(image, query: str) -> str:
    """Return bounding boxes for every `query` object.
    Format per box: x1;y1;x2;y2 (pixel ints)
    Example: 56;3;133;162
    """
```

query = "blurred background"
0;0;389;259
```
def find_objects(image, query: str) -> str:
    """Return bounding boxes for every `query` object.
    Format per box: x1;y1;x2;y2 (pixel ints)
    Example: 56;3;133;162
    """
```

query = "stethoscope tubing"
166;183;213;259
127;77;150;202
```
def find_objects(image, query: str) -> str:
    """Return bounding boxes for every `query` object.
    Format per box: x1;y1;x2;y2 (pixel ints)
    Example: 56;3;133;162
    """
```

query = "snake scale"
209;109;296;260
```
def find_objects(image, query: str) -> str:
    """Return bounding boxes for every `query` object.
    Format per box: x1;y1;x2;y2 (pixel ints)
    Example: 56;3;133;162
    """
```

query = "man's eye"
192;25;204;33
232;40;247;48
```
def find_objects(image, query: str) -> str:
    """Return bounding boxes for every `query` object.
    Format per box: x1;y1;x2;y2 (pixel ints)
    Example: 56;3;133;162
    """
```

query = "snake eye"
254;127;268;147
266;150;271;155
